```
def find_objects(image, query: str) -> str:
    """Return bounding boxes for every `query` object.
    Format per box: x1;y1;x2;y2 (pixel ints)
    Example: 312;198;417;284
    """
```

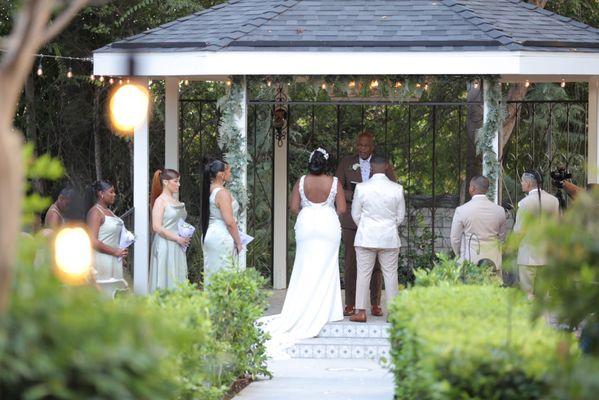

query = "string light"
321;82;327;90
99;76;105;82
370;80;379;89
524;80;530;88
395;81;402;88
184;79;189;86
267;80;272;87
148;79;153;85
126;79;130;84
348;80;356;89
560;79;566;88
36;58;43;76
109;78;114;85
473;80;479;89
416;82;422;88
226;79;232;86
118;79;123;85
90;74;95;81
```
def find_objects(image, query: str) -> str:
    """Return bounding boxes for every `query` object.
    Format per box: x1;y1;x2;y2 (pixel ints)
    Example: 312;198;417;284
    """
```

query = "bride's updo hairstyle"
201;159;229;239
308;147;330;175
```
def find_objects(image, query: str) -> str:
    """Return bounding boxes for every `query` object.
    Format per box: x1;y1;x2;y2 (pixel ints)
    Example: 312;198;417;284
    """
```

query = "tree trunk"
464;82;483;202
93;87;103;180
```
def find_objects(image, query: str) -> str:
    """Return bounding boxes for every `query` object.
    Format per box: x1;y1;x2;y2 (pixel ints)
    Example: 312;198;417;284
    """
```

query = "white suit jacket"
514;189;560;266
450;195;507;268
351;174;405;249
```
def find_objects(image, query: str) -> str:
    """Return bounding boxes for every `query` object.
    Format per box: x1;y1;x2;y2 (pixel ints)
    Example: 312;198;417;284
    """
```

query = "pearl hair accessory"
309;147;329;162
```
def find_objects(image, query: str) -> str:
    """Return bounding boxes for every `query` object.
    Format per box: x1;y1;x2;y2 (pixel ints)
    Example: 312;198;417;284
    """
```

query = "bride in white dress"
260;147;346;358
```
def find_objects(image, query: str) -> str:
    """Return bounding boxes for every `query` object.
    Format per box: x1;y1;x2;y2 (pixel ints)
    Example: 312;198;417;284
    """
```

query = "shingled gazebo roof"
93;0;599;78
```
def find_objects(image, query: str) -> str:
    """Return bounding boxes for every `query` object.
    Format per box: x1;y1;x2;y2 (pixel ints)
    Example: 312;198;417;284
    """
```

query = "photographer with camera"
551;167;587;204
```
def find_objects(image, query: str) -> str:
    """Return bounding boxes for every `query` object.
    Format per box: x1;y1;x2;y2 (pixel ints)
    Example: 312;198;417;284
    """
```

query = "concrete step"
286;337;391;360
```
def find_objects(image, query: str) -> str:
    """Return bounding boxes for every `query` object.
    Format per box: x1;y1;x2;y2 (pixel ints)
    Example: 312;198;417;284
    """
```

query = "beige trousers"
519;265;543;295
355;246;399;310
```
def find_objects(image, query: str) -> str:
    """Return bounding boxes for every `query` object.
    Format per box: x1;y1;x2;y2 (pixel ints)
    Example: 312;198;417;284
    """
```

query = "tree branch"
43;0;93;43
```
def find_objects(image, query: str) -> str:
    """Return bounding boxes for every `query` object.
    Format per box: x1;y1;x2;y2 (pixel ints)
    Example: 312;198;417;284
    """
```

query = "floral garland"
477;78;506;200
217;77;248;223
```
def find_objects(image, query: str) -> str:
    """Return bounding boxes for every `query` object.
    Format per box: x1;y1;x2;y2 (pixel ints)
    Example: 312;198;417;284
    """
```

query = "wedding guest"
201;159;242;285
335;131;396;317
514;170;559;299
149;168;190;292
450;176;507;272
45;187;75;229
86;180;126;280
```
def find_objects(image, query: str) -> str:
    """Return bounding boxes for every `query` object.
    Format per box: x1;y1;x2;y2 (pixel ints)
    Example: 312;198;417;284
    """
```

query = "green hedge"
0;235;270;399
389;285;577;400
413;253;498;287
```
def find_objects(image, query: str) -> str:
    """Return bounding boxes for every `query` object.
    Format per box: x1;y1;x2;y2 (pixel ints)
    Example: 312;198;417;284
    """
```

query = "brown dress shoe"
343;305;355;316
350;310;367;323
371;305;383;317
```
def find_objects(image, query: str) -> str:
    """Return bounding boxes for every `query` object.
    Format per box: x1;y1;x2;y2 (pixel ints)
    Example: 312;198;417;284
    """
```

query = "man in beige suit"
336;131;396;317
450;176;507;271
514;171;560;298
350;155;405;323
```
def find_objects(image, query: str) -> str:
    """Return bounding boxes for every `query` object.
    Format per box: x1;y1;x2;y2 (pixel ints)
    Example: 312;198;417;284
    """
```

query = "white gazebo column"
133;90;150;295
483;79;501;204
165;78;179;171
272;123;288;290
588;77;599;184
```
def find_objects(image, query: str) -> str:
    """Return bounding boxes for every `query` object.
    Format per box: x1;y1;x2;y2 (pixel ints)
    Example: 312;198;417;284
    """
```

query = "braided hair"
523;170;543;212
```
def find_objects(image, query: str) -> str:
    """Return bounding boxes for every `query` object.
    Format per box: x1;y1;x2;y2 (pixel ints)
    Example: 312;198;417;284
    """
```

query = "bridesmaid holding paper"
201;159;243;285
149;168;190;292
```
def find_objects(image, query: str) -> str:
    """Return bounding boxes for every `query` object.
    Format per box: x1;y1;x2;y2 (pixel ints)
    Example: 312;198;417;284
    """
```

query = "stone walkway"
235;290;395;399
236;358;394;400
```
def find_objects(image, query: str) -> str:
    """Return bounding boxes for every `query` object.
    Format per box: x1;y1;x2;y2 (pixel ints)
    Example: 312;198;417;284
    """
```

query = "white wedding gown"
259;175;343;359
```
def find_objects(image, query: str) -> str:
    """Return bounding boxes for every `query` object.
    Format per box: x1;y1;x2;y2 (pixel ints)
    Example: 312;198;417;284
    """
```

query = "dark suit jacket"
335;155;397;230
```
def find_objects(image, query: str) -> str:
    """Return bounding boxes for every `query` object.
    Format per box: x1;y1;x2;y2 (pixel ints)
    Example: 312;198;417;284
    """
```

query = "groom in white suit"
350;155;405;323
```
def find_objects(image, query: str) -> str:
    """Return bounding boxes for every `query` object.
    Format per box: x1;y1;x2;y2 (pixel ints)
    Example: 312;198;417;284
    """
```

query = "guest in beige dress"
86;180;126;280
149;169;190;292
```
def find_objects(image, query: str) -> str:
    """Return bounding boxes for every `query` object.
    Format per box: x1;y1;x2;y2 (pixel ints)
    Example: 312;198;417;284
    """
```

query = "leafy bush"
389;285;577;400
149;283;228;400
414;252;497;287
206;267;271;381
0;235;179;400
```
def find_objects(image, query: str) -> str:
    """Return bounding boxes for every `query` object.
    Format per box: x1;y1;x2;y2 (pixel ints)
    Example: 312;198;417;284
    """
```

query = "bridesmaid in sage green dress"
201;160;243;286
149;169;191;292
87;180;127;280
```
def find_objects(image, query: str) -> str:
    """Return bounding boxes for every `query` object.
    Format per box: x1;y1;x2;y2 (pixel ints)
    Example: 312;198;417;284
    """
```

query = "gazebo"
94;0;599;295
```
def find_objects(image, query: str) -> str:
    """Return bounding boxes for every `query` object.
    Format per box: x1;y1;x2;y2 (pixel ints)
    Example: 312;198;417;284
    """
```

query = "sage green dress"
94;208;124;280
202;188;239;285
149;203;189;292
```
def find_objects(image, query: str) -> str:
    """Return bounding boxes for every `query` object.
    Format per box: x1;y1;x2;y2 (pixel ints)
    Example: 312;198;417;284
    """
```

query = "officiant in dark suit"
335;131;396;317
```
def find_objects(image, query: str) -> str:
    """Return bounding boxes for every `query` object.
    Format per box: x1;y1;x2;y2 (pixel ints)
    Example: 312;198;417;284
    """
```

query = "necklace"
96;203;115;216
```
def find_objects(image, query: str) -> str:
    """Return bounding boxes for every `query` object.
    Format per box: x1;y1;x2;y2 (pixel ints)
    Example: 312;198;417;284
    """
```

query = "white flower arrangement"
351;163;360;171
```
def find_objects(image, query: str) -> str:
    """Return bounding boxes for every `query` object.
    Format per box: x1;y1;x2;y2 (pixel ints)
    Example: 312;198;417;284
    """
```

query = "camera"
550;167;572;189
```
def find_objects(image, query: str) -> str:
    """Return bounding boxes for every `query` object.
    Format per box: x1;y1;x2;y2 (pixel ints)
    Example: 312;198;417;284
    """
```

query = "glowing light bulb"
66;67;73;79
525;80;530;88
370;80;379;89
109;83;150;134
99;76;105;82
560;79;566;88
395;81;402;88
184;79;189;86
109;78;114;85
416;83;422;88
267;80;272;87
36;64;43;76
90;74;95;81
226;79;232;86
348;81;356;89
321;83;327;90
53;226;92;285
473;81;479;89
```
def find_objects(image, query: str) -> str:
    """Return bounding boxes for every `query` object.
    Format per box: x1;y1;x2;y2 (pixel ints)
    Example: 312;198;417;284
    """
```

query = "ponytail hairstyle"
150;168;180;208
523;169;543;211
85;180;113;213
201;159;228;239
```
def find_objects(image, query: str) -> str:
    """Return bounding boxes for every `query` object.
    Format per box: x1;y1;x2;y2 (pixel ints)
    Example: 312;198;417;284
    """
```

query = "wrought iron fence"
178;96;588;285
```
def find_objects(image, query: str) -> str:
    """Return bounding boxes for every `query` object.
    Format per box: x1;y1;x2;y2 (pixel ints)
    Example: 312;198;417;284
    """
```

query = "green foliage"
414;252;497;287
206;268;271;380
389;285;577;400
148;283;228;400
0;235;179;400
549;356;599;400
522;189;599;335
22;144;64;226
